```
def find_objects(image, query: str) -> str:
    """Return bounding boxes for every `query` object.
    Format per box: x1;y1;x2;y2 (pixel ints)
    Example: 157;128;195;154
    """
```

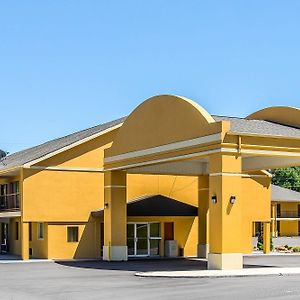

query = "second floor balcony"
0;194;20;212
277;211;300;219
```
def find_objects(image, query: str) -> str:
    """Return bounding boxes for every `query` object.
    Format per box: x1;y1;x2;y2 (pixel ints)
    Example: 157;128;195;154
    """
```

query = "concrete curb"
0;259;55;264
0;258;102;264
250;252;300;256
135;267;300;278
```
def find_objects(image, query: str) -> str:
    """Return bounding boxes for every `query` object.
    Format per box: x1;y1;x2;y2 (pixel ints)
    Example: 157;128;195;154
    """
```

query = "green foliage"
0;150;6;158
257;232;273;251
271;167;300;192
293;246;300;252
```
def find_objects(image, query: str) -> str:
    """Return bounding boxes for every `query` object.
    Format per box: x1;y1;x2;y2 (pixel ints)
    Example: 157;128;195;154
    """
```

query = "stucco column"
263;222;271;254
103;170;127;261
271;205;276;237
21;222;29;260
198;175;209;258
208;154;243;270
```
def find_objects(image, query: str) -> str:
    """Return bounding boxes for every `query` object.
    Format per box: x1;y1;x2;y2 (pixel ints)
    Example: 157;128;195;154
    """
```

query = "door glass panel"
127;224;135;256
127;237;135;256
137;238;148;255
136;224;148;255
127;224;134;238
150;239;160;256
150;223;160;238
136;224;147;238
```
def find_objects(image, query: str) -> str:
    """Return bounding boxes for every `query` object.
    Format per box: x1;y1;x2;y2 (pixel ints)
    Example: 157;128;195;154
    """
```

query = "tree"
271;167;300;192
0;149;6;159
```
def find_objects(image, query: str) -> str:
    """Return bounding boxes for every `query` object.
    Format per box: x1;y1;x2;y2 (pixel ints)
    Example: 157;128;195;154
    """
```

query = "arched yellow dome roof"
105;94;221;158
247;106;300;129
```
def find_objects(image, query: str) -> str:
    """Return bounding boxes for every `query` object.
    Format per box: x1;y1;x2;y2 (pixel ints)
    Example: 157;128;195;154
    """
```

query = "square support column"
263;222;271;254
103;171;128;261
21;222;29;260
198;175;209;258
271;205;276;237
208;154;243;270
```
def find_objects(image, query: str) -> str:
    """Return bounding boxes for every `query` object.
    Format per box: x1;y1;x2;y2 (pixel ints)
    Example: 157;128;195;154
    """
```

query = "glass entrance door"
127;224;135;256
127;223;161;257
136;223;148;256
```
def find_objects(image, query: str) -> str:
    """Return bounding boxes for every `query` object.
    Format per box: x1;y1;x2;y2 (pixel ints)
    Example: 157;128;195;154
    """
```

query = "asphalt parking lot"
1;256;300;300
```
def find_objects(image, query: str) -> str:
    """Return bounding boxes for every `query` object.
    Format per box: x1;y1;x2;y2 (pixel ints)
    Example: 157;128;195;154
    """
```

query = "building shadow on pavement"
55;257;278;272
55;258;208;272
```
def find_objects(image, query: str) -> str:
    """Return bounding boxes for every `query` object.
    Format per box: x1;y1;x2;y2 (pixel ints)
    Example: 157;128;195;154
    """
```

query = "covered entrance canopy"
92;194;198;217
102;95;300;270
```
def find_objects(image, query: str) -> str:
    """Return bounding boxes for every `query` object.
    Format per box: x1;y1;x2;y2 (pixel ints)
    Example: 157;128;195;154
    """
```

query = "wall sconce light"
230;196;236;204
104;203;109;209
211;195;217;204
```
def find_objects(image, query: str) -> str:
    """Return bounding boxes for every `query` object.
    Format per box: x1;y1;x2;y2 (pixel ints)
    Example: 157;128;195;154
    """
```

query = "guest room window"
67;227;79;242
37;223;44;240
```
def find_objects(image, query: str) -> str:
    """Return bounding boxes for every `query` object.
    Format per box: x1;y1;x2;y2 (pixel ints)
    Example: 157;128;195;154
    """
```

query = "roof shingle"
1;113;300;172
0;117;126;170
272;184;300;202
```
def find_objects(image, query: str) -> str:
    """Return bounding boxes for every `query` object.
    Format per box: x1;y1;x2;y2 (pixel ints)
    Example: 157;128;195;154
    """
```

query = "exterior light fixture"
104;203;109;209
211;195;217;204
230;196;236;204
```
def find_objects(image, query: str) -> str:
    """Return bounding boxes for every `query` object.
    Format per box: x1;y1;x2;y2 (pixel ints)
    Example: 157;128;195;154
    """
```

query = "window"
15;222;19;240
37;223;44;240
67;227;79;242
149;223;161;256
277;204;281;218
10;182;19;194
29;222;32;241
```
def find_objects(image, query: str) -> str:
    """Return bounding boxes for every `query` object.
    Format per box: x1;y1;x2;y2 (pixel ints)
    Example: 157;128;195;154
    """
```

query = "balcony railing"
277;211;300;218
0;194;20;211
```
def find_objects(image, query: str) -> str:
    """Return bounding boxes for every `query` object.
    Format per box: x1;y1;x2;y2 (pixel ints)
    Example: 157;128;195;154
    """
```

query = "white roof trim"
227;131;300;140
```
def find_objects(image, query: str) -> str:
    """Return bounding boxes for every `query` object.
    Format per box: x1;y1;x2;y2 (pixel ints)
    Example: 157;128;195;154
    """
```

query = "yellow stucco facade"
0;94;299;270
271;202;300;237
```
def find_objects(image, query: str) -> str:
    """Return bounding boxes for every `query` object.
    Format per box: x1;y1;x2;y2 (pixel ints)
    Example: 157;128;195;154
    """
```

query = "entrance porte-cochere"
101;95;300;270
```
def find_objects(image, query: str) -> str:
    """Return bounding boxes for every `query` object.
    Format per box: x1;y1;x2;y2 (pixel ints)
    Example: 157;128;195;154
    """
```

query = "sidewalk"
135;267;300;278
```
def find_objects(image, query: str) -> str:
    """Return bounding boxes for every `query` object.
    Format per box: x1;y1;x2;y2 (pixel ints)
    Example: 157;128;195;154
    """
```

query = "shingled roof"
213;116;300;138
0;117;126;171
0;114;300;172
272;184;300;202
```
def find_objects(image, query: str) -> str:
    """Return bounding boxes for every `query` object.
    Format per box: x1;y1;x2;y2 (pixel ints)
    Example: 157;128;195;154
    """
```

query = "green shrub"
293;246;300;252
257;232;273;251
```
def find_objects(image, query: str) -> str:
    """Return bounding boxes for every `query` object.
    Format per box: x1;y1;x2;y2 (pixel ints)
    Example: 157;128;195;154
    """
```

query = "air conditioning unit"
164;240;178;257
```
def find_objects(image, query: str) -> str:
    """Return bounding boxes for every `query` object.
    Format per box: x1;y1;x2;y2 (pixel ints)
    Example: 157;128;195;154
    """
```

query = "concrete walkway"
136;267;300;278
135;254;300;278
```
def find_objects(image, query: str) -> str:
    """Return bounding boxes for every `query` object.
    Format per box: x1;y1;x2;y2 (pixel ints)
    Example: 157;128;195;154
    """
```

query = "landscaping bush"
257;232;273;251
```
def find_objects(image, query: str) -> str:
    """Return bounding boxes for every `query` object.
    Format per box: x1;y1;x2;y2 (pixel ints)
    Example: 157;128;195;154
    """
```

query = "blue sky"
1;1;300;153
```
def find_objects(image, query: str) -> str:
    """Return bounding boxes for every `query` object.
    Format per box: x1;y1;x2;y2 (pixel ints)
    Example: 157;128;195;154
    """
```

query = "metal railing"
0;194;20;211
277;211;300;218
